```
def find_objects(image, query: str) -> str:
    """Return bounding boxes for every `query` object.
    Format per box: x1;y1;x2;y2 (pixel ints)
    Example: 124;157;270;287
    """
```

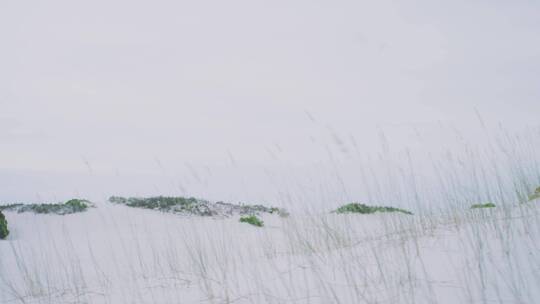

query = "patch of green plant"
110;196;199;209
237;204;282;216
0;199;90;215
529;187;540;201
471;203;496;209
109;196;286;217
239;215;264;227
110;196;214;215
0;211;9;239
334;203;413;215
0;204;23;212
28;199;89;214
65;199;90;212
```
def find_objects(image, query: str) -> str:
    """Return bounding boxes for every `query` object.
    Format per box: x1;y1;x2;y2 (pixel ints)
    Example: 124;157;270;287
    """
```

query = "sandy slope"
1;201;539;303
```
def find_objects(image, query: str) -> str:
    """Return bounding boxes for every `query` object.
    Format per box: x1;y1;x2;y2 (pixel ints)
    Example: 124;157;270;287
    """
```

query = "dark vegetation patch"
0;204;24;211
471;203;496;209
0;211;8;239
109;196;286;217
334;203;413;215
239;215;264;227
0;199;91;215
110;196;214;215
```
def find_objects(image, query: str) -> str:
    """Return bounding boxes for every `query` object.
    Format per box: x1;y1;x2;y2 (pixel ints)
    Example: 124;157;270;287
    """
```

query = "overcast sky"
1;0;539;204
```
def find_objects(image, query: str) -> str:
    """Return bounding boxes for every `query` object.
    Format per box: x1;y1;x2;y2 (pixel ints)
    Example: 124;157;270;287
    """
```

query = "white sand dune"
1;201;539;303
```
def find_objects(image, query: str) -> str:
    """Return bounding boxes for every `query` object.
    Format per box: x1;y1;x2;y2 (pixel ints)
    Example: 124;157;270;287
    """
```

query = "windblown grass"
1;127;539;303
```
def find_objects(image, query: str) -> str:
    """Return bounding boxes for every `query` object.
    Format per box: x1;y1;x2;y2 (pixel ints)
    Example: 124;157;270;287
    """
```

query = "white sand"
1;201;539;303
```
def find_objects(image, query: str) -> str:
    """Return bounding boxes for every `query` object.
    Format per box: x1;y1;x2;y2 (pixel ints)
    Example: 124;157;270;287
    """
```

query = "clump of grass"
529;186;540;201
334;203;413;215
239;215;264;227
471;203;496;209
0;210;9;239
0;199;91;215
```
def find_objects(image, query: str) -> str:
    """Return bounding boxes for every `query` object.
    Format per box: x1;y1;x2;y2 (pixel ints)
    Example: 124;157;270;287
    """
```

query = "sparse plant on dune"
0;203;23;212
108;196;286;217
0;210;8;239
0;199;91;215
239;215;264;227
334;203;413;215
470;203;496;209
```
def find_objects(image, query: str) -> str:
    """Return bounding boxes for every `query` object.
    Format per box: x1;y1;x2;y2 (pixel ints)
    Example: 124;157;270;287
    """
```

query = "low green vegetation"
110;195;211;213
239;215;264;227
109;196;285;217
0;204;24;212
0;211;8;239
471;203;496;209
64;199;90;212
529;186;540;201
335;203;413;215
110;196;216;216
0;199;91;215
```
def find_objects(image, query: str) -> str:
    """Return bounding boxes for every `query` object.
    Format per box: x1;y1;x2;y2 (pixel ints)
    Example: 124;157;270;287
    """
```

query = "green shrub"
471;203;496;209
239;215;264;227
0;211;8;240
0;199;90;215
335;203;413;215
109;196;286;217
64;199;89;212
109;196;128;204
111;196;215;216
26;199;89;214
0;204;23;212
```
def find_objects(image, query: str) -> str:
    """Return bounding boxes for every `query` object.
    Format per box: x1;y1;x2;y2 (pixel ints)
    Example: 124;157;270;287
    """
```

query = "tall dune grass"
1;126;539;303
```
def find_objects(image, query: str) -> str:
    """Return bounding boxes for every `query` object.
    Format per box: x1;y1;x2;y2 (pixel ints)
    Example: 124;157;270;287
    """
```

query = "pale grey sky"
1;0;539;205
